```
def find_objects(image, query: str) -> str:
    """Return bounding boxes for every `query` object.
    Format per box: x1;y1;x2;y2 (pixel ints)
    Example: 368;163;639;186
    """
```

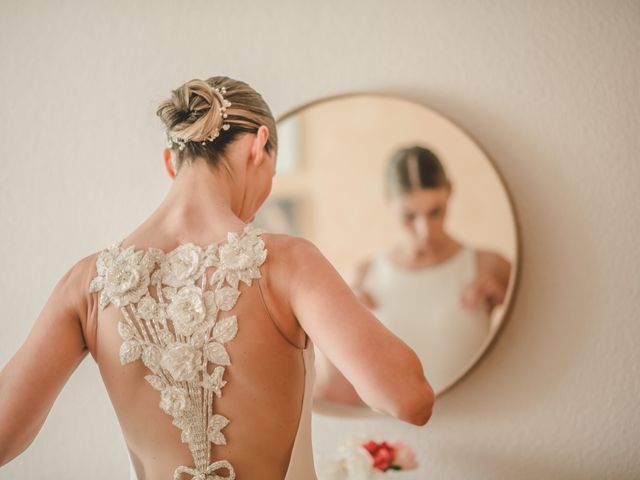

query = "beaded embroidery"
89;224;267;480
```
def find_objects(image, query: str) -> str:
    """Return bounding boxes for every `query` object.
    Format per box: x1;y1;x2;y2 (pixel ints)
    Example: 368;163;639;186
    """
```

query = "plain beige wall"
0;1;638;479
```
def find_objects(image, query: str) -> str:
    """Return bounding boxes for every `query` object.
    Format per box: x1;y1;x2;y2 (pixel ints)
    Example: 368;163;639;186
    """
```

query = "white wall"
0;1;638;478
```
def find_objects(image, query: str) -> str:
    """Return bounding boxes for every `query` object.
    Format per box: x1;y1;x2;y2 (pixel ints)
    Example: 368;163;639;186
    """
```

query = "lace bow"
173;459;235;480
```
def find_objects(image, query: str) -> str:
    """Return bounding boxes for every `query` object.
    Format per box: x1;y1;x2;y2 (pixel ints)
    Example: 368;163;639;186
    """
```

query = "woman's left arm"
0;257;92;466
479;252;512;310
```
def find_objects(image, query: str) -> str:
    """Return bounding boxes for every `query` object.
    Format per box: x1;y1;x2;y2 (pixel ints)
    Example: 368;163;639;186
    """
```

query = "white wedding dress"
87;224;317;479
360;245;491;393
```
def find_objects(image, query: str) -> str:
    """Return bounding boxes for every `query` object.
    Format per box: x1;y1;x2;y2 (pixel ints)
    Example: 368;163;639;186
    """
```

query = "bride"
0;75;434;479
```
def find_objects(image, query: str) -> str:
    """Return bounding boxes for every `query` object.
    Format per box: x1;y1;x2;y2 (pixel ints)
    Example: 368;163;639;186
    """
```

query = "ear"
163;148;176;179
250;126;270;166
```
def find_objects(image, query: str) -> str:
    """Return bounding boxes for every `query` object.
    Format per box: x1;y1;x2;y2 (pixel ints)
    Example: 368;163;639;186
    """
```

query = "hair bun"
158;79;226;144
156;75;277;170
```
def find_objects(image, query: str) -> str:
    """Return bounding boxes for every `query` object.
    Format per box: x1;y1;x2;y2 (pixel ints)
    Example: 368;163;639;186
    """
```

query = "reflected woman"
315;146;511;404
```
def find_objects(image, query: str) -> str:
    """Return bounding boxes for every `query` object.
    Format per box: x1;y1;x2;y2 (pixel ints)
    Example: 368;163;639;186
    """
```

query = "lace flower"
158;243;211;287
160;342;202;382
166;285;207;336
137;294;167;325
210;226;267;288
89;243;156;309
160;385;191;417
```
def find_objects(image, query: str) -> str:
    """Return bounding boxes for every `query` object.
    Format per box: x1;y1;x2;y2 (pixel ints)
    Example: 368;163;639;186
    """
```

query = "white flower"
137;294;166;325
218;238;254;270
159;385;190;417
327;435;378;480
159;244;206;287
344;446;377;480
166;285;206;336
210;226;267;288
160;342;202;381
89;243;156;309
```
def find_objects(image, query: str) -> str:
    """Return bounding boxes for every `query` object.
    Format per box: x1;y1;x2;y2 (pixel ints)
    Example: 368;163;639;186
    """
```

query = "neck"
400;235;457;261
146;158;249;243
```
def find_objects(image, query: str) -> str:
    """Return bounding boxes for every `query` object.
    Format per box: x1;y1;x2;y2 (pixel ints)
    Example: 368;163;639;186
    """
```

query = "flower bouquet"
320;434;418;480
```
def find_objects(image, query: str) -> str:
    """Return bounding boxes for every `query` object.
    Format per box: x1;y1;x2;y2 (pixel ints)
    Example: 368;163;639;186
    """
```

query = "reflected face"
391;186;451;248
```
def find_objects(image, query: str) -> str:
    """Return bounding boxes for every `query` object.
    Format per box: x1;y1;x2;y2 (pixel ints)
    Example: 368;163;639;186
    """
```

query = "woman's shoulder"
473;248;512;282
257;232;320;284
65;250;102;296
260;232;366;288
259;231;304;248
43;251;104;356
259;231;315;262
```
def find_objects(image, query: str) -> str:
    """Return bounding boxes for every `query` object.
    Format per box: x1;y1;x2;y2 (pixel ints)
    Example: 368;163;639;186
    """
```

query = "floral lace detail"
89;224;267;480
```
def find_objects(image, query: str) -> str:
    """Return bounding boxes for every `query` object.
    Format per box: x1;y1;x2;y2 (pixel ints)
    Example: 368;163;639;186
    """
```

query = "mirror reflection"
253;93;518;416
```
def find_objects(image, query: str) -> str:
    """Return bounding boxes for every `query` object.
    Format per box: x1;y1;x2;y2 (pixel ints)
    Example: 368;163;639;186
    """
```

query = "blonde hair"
156;76;278;171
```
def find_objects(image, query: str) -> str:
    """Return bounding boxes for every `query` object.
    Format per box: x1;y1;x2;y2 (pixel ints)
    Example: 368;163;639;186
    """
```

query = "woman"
316;145;511;404
0;77;434;480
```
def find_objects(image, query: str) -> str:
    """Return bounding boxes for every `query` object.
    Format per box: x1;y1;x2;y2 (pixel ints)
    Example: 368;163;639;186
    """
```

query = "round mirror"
253;93;519;418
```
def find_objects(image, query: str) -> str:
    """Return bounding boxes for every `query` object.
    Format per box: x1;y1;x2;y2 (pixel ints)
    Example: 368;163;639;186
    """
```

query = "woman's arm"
313;347;366;406
0;258;90;466
312;256;378;406
463;251;512;312
289;238;434;426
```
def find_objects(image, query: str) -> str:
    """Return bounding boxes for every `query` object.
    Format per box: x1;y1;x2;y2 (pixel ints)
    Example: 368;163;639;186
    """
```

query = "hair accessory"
167;85;233;151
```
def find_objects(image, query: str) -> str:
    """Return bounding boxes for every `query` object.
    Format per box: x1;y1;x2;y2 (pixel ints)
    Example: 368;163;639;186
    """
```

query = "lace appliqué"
89;224;267;480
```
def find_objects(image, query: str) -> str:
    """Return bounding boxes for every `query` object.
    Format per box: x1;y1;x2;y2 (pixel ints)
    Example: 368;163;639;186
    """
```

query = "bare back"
82;225;315;480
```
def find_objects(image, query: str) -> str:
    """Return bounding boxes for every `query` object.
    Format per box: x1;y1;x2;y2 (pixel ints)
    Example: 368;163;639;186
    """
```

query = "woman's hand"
461;277;494;310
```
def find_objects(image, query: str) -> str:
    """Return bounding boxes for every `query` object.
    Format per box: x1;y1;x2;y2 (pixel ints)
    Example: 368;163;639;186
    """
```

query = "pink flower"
362;440;396;471
387;440;418;470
